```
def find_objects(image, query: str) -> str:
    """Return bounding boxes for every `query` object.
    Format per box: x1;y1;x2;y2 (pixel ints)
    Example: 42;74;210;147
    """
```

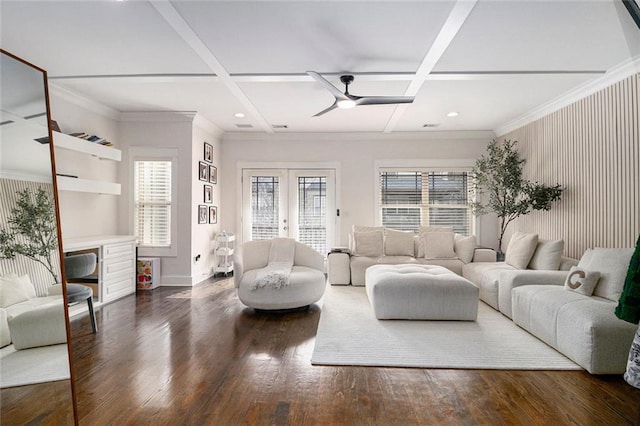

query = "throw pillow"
504;232;539;269
423;232;457;260
416;226;453;258
15;274;37;299
0;274;31;308
588;247;634;302
354;231;384;257
528;239;565;270
385;229;415;256
454;234;477;264
564;266;600;296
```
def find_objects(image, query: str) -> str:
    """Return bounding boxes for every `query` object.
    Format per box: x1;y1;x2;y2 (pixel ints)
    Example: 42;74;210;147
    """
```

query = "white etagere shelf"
52;131;122;195
215;233;235;276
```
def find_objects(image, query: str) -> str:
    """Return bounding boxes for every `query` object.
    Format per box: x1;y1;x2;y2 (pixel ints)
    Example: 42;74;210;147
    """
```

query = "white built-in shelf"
57;176;121;195
52;131;121;161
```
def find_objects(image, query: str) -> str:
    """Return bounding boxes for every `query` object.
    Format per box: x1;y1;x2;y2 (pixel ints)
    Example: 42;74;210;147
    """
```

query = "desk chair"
64;253;98;333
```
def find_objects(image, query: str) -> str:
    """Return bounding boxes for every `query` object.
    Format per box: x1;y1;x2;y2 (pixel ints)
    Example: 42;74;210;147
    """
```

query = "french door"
241;168;336;255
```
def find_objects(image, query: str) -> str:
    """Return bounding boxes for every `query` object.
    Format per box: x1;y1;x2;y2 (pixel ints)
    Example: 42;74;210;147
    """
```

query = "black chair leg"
87;296;97;333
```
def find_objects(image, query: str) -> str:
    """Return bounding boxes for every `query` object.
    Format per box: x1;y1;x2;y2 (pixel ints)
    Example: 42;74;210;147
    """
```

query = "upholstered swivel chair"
234;239;326;311
64;253;98;333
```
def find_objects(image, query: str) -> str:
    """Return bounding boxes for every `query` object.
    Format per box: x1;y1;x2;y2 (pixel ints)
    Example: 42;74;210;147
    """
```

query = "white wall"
49;89;120;240
220;132;498;249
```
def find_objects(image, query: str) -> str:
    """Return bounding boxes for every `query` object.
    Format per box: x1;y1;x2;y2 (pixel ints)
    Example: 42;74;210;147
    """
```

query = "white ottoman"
365;264;479;320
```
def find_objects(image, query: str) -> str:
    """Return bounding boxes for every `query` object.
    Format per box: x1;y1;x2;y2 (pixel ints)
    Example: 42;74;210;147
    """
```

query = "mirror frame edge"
0;48;79;426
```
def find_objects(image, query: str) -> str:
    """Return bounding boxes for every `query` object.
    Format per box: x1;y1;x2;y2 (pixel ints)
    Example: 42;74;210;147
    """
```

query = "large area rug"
0;343;70;388
311;285;581;370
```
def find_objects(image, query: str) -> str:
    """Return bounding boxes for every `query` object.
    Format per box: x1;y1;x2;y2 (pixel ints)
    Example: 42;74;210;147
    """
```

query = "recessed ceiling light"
447;111;459;117
234;112;246;118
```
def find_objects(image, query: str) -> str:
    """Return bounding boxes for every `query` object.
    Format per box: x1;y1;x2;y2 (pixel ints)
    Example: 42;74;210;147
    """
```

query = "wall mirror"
0;49;76;424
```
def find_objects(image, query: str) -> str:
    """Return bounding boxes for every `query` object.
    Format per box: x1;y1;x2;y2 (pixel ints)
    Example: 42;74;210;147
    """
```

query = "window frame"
376;164;476;236
130;147;178;257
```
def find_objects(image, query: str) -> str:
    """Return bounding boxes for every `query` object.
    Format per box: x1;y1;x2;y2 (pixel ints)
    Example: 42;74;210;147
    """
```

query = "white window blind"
297;176;327;255
135;160;172;247
250;176;280;240
379;170;472;235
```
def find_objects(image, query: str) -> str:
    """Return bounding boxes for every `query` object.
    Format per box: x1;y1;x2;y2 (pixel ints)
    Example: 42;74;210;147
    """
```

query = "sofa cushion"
587;248;634;302
505;232;539;269
353;231;384;257
416;226;453;258
577;248;594;268
8;303;67;350
384;229;415;256
462;262;515;309
528;239;564;270
563;266;600;296
0;274;31;308
454;234;476;264
416;258;464;275
423;232;456;260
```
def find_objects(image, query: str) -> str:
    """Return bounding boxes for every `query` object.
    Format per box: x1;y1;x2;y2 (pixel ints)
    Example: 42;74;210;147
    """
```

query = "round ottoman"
365;264;479;320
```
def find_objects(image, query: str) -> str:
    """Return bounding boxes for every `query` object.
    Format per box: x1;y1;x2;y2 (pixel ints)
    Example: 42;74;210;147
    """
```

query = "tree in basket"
470;139;563;256
0;187;59;283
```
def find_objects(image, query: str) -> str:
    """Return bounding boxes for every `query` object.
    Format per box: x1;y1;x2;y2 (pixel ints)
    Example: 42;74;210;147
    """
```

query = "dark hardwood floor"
4;277;640;425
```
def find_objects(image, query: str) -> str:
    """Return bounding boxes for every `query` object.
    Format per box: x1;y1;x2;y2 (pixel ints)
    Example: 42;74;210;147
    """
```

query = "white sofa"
0;273;66;350
233;239;326;310
462;232;575;311
509;248;637;374
331;226;495;286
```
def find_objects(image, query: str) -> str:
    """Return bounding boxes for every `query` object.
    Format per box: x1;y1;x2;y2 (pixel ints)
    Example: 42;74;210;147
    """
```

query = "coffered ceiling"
1;0;639;134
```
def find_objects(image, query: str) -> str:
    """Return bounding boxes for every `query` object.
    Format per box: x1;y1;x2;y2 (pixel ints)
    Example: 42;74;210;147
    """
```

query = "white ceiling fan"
307;71;415;117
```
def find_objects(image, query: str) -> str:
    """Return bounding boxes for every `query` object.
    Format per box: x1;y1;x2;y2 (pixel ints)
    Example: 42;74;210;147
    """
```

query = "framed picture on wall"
198;161;208;182
209;165;217;184
198;205;208;224
209;206;218;224
204;142;213;163
204;185;213;203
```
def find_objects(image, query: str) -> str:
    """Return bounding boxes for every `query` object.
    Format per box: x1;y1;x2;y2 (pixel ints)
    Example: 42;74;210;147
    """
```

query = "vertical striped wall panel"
0;178;62;296
499;74;640;259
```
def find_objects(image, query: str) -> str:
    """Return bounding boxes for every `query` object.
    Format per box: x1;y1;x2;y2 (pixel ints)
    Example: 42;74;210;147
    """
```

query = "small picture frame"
209;165;217;184
204;142;213;163
209;206;218;224
198;161;208;182
204;185;213;203
198;205;208;224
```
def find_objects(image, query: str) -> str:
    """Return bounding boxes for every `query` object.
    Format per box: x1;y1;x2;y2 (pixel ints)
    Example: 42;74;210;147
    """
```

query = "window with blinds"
379;170;472;235
134;160;172;247
251;176;280;240
297;176;327;254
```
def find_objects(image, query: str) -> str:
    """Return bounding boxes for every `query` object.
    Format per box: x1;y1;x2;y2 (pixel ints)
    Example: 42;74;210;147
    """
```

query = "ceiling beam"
149;0;274;133
383;0;478;133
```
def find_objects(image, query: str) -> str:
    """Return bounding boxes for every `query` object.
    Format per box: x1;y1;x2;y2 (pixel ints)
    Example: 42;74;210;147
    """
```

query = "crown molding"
222;130;495;143
193;114;223;138
118;111;196;122
49;83;120;120
494;55;640;136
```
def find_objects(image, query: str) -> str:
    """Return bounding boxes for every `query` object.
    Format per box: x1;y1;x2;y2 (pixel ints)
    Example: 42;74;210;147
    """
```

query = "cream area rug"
0;343;71;388
311;285;581;370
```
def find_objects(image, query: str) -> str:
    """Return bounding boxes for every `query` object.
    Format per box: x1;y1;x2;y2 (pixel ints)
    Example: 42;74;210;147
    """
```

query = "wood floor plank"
8;277;639;425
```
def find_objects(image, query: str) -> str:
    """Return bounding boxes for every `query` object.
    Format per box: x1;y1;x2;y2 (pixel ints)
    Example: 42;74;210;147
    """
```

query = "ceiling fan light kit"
307;71;414;117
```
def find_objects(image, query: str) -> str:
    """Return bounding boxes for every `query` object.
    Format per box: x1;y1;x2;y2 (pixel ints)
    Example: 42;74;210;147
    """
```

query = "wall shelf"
57;176;121;195
53;131;121;161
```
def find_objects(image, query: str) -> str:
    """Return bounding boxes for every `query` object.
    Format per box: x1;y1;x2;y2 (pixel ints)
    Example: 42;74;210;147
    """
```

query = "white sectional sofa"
509;248;637;374
329;226;496;286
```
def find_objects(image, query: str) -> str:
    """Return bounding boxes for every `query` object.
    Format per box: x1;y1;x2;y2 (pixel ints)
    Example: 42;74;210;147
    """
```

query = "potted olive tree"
471;139;563;258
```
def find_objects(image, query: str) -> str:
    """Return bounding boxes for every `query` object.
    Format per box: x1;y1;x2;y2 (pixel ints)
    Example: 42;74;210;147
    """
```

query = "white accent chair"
233;240;326;310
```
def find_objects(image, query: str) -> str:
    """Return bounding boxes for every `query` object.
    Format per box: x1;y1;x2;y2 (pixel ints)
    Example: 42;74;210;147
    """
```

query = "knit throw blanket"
252;238;296;290
616;234;640;324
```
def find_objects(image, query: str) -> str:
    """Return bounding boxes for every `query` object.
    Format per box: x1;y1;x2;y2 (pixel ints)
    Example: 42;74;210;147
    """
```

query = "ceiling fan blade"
312;101;339;117
356;96;415;106
307;71;349;100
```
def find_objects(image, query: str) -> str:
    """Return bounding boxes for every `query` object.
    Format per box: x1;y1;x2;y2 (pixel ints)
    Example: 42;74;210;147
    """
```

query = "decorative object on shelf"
198;161;208;182
0;187;59;282
615;234;640;389
209;206;218;224
204;142;213;163
198;205;207;224
215;231;235;276
470;139;563;256
209;165;217;184
204;184;213;203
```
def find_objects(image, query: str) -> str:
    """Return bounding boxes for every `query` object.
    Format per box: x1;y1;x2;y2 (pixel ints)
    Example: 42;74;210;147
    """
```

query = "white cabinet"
215;233;235;276
53;131;122;195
